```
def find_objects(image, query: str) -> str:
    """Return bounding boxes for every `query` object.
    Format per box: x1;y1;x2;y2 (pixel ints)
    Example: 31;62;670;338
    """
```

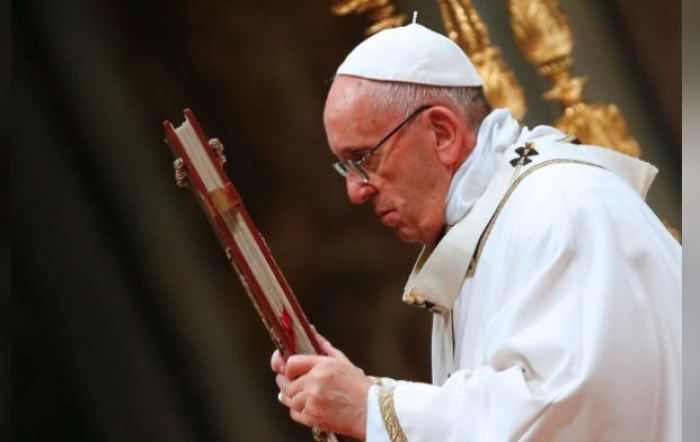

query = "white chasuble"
365;110;681;441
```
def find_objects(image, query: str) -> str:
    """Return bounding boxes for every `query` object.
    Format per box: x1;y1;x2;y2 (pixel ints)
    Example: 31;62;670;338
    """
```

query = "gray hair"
366;81;492;130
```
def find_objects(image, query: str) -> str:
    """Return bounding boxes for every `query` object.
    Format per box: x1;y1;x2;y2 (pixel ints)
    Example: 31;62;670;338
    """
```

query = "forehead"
323;77;399;155
324;76;373;119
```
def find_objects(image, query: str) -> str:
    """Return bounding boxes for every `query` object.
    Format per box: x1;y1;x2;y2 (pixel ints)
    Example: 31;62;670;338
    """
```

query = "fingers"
325;344;350;363
284;354;325;380
279;354;323;403
277;381;300;408
289;407;313;428
284;387;319;429
277;374;306;416
278;377;309;424
275;373;291;393
313;329;335;355
270;349;285;374
287;386;308;411
283;370;311;401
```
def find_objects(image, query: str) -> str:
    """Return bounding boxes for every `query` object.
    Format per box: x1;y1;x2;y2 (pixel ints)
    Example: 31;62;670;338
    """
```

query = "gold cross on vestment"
510;141;539;167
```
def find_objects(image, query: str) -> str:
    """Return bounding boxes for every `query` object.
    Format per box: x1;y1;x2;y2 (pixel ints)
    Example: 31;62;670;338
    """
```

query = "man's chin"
395;227;422;244
395;225;441;246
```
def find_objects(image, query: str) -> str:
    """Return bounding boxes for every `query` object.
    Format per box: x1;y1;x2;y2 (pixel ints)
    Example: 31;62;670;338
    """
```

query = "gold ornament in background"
555;103;640;157
507;0;641;157
330;0;407;35
438;0;527;120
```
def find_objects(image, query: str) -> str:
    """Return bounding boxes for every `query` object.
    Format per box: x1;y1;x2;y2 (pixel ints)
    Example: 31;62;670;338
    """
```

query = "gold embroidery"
368;376;384;387
405;290;441;313
379;385;407;442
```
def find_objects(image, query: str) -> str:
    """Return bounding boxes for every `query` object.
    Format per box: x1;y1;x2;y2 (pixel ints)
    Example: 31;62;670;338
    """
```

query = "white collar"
444;109;564;225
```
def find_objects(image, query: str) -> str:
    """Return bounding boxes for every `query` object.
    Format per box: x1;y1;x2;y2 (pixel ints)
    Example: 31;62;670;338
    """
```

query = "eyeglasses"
332;104;434;183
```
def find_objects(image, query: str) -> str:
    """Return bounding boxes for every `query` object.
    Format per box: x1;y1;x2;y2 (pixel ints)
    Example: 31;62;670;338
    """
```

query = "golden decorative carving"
208;137;226;164
330;0;406;35
173;157;189;188
507;0;641;157
438;0;527;120
554;103;641;157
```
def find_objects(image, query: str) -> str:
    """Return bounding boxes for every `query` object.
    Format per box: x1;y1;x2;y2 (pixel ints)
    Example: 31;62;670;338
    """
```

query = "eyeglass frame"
332;103;435;183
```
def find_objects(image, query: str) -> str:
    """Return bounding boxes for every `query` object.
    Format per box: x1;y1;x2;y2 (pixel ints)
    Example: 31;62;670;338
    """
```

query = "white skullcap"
336;23;483;87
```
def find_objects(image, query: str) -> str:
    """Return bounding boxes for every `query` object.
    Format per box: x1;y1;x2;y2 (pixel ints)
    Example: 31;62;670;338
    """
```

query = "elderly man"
271;23;681;441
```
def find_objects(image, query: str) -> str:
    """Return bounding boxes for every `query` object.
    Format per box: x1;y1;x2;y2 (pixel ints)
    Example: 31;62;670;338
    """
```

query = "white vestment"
365;110;681;441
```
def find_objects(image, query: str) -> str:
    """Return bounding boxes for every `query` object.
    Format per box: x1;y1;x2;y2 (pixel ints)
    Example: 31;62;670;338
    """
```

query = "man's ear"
428;107;463;168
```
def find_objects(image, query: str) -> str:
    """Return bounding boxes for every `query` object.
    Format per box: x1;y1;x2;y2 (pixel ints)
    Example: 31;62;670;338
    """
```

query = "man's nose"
346;175;376;205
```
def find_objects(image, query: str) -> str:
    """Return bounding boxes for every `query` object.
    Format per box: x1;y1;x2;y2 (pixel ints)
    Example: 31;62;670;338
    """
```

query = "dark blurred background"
12;0;680;441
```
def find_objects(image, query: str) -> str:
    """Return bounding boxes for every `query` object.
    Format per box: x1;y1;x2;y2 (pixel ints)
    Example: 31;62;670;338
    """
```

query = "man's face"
323;77;455;245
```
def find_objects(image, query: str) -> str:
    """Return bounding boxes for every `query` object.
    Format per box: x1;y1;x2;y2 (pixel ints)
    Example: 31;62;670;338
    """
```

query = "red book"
163;109;323;359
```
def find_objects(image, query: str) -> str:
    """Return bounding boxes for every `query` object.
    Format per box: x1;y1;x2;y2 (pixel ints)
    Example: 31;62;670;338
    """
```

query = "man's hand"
270;329;372;440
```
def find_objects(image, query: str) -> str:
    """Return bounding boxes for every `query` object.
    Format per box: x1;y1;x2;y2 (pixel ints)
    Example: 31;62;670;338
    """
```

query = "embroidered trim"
466;159;602;277
368;376;383;387
379;385;407;442
557;134;580;144
404;290;440;313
